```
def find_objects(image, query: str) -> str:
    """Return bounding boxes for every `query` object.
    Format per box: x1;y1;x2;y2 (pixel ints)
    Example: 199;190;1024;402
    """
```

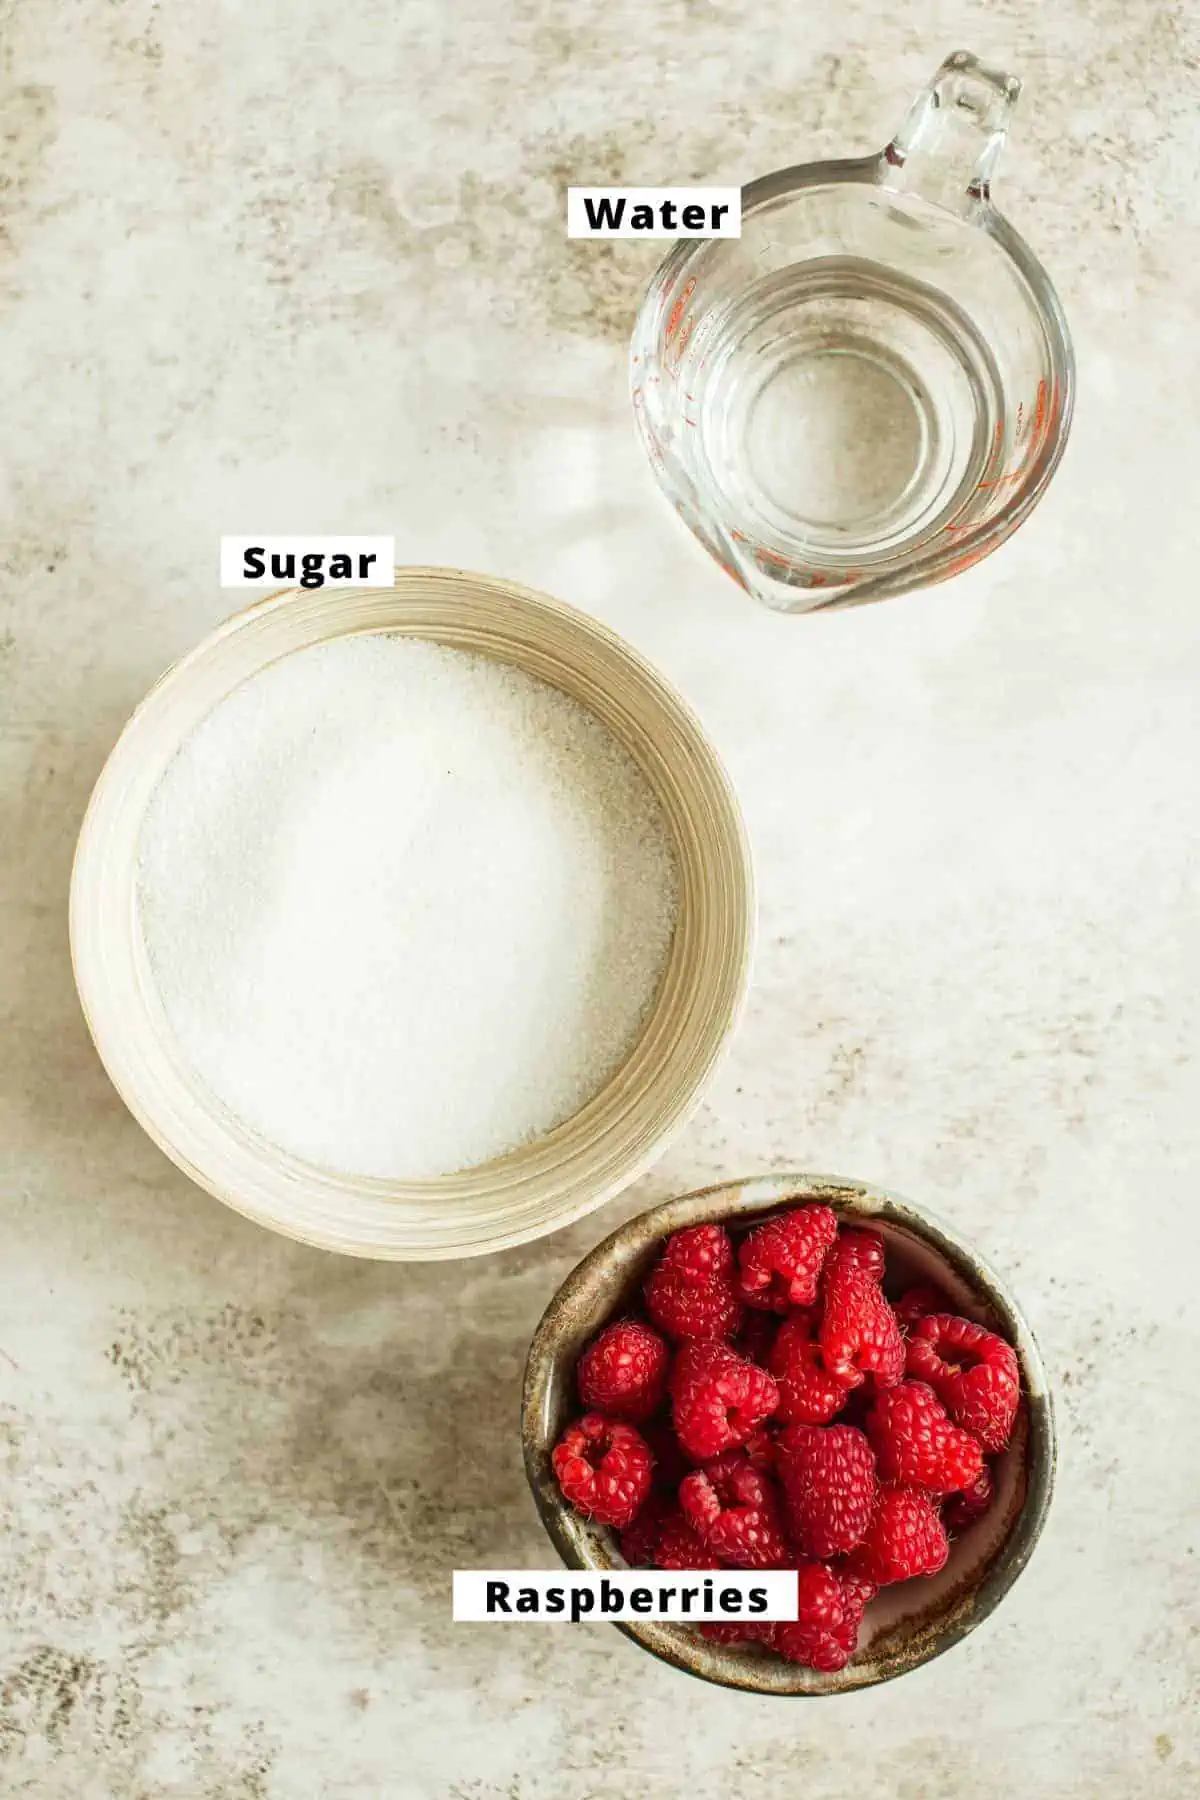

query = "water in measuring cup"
690;258;1005;570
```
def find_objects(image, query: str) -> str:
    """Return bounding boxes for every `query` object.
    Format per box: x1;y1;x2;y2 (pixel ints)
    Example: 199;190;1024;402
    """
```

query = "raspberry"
777;1423;876;1559
769;1312;853;1425
943;1461;996;1533
866;1381;984;1496
665;1216;734;1288
893;1282;953;1332
645;1225;743;1343
653;1510;720;1570
774;1562;857;1671
671;1341;780;1462
645;1274;742;1343
577;1318;669;1423
679;1470;722;1534
709;1506;790;1569
680;1452;789;1569
679;1448;773;1527
774;1563;877;1671
847;1484;949;1586
736;1204;838;1312
658;1223;736;1284
826;1228;887;1284
551;1414;654;1529
618;1494;670;1567
906;1315;1020;1452
836;1566;878;1628
699;1621;776;1645
819;1251;904;1390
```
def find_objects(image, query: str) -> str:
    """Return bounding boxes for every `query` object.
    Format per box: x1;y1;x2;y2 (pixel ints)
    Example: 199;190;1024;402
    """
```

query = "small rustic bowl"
70;570;753;1260
522;1172;1055;1694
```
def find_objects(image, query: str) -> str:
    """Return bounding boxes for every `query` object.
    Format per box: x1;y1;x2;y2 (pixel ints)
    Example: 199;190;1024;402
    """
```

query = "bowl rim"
68;569;756;1260
521;1171;1056;1694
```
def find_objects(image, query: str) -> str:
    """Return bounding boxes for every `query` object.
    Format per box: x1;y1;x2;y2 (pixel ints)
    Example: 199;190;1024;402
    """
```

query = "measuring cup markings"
664;278;697;344
976;378;1061;494
723;521;870;592
667;322;698;377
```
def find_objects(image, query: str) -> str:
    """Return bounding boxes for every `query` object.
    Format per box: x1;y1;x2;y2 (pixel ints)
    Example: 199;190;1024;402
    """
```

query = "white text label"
219;535;396;591
566;187;741;239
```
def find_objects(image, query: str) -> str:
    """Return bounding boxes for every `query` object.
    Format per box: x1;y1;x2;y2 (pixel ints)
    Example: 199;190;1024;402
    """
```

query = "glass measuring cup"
631;52;1074;613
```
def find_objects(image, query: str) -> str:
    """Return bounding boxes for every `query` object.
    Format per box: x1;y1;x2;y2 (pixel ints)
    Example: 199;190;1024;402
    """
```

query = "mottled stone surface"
1;1;1198;1794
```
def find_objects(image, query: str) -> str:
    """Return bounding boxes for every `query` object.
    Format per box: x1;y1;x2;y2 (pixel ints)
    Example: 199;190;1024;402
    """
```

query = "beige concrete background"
1;1;1198;1794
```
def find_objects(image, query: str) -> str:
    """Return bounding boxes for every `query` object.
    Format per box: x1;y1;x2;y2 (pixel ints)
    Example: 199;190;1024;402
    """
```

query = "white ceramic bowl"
70;569;754;1260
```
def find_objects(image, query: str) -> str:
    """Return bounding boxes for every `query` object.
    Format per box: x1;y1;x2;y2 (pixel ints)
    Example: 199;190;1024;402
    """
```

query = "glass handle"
880;50;1021;215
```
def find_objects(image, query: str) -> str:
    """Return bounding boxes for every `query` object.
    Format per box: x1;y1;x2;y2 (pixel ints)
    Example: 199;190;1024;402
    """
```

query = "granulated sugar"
136;634;679;1179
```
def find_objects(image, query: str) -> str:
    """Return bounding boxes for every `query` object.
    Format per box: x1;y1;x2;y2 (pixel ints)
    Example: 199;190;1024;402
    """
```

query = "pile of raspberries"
550;1203;1021;1672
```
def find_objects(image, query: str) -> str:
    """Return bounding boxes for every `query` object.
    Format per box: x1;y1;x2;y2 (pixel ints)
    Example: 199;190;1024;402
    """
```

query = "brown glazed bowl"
521;1172;1055;1694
